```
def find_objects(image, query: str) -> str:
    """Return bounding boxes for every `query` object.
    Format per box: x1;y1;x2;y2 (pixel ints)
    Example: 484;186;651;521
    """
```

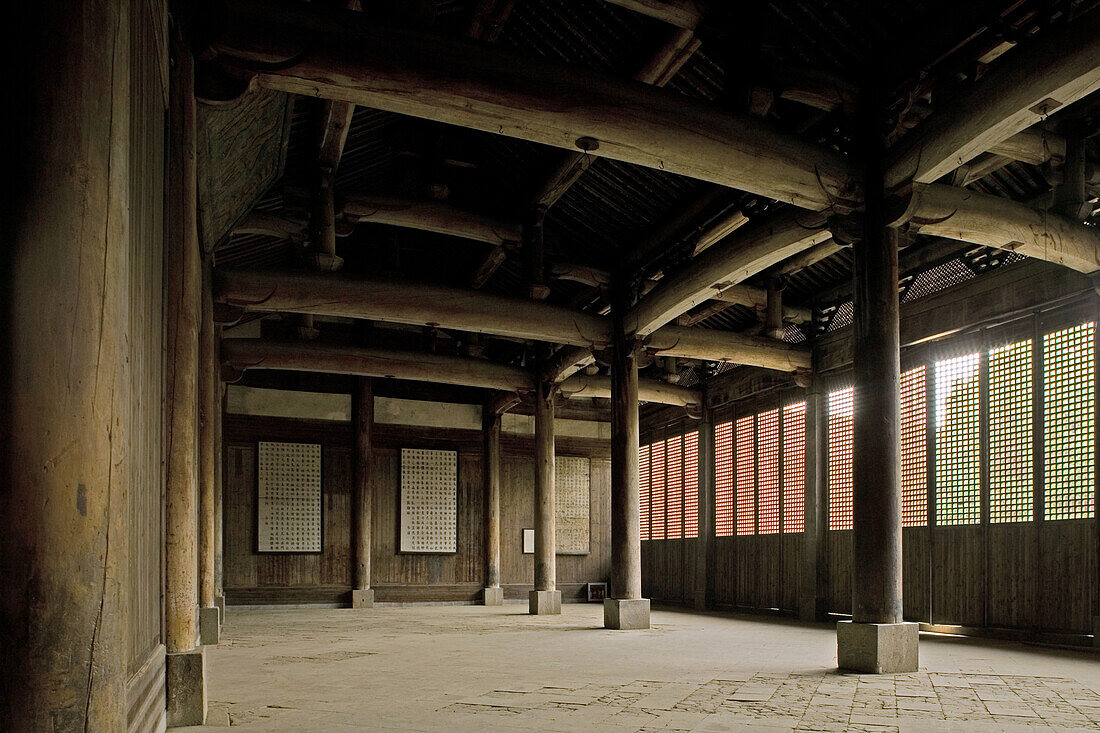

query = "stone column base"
837;620;919;674
352;588;375;608
199;606;221;645
483;587;504;606
167;648;207;727
604;598;650;630
215;594;226;622
529;589;561;615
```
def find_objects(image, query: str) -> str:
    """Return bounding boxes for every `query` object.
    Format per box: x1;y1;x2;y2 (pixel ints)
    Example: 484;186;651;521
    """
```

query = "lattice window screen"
757;409;781;534
555;455;591;553
715;422;735;537
782;402;806;533
901;366;928;527
990;339;1033;522
666;435;684;539
650;440;667;540
935;353;982;525
257;441;322;553
400;448;457;553
639;443;651;541
1043;322;1095;520
736;416;756;535
828;387;854;530
684;431;699;538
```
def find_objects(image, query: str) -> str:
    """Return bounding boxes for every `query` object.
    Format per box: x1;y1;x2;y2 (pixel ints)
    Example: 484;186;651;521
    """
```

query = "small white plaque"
522;528;535;554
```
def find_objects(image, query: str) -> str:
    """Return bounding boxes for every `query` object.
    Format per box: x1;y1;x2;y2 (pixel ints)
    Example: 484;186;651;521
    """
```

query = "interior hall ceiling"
202;0;1100;392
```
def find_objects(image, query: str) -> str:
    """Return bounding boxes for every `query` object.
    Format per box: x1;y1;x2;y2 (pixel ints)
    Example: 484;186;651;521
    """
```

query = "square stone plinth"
529;590;561;615
483;587;504;606
167;648;207;727
199;606;221;646
352;589;375;609
837;620;919;674
215;594;226;623
604;598;650;630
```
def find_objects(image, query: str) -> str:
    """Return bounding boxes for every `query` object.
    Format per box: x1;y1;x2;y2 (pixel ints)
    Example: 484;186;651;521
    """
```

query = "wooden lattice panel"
257;441;322;553
400;448;458;553
555;455;591;554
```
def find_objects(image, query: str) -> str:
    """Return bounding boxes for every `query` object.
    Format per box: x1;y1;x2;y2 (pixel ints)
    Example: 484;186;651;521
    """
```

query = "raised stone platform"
529;589;561;615
483;586;504;606
837;620;919;674
603;598;650;630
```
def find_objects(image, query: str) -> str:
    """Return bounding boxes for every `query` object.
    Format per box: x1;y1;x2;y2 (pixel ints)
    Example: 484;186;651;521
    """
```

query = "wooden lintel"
560;373;701;407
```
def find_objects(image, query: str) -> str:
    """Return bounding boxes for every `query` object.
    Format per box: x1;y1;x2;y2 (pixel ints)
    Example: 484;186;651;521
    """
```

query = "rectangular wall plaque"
257;441;322;553
556;455;591;555
400;448;458;553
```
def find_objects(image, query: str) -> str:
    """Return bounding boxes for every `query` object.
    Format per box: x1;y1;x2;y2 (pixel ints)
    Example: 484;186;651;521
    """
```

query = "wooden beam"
559;374;701;408
769;237;844;276
886;12;1100;188
955;153;1014;187
635;27;700;86
912;183;1100;274
214;269;610;346
711;284;811;323
344;193;521;246
222;338;536;392
988;128;1066;166
470;245;507;288
620;186;728;276
209;0;855;211
627;210;831;335
549;261;611;287
544;345;596;383
215;268;809;369
692;207;749;255
317;100;356;169
600;0;703;29
645;324;811;372
233;210;307;240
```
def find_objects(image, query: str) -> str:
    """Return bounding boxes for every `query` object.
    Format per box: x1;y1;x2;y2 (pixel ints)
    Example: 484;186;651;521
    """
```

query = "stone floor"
183;603;1100;732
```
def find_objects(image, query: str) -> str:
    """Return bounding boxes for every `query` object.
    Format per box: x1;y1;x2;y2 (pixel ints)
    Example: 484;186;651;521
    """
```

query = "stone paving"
184;604;1100;732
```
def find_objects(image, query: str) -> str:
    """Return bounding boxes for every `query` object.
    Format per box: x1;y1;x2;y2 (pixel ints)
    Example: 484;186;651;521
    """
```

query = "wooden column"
3;3;131;728
165;24;207;723
352;377;375;607
530;373;561;613
483;406;504;605
695;396;715;611
604;288;650;629
800;379;827;621
838;81;916;673
214;380;226;618
198;260;220;644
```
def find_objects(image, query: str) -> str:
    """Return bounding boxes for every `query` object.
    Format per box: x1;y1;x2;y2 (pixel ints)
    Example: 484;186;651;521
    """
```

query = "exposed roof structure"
197;0;1100;404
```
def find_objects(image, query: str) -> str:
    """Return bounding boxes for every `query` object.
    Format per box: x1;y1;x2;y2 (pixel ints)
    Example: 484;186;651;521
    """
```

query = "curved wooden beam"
222;338;535;392
627;210;830;336
207;0;857;211
886;11;1100;188
913;184;1100;274
343;194;521;246
645;325;810;372
559;374;701;407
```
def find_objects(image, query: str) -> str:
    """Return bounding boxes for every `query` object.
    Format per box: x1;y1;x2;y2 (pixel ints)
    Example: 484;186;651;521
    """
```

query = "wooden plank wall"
126;0;167;685
222;414;613;604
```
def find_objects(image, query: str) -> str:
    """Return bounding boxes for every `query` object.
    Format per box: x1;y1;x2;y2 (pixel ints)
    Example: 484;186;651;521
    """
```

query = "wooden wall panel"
825;530;852;615
641;539;696;604
1038;520;1096;633
709;536;738;608
902;527;931;623
986;524;1035;629
223;413;612;603
932;526;985;627
780;535;801;612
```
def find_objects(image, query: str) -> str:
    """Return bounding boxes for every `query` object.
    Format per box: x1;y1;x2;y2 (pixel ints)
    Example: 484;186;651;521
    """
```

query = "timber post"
483;403;504;605
530;364;561;614
352;377;375;608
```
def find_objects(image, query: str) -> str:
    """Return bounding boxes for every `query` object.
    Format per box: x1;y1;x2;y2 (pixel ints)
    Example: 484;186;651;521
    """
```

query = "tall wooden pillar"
694;394;715;611
3;3;133;728
214;380;226;620
198;262;220;645
352;378;375;608
800;379;827;621
530;375;561;614
483;407;504;605
165;24;208;724
837;82;917;673
605;292;650;628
